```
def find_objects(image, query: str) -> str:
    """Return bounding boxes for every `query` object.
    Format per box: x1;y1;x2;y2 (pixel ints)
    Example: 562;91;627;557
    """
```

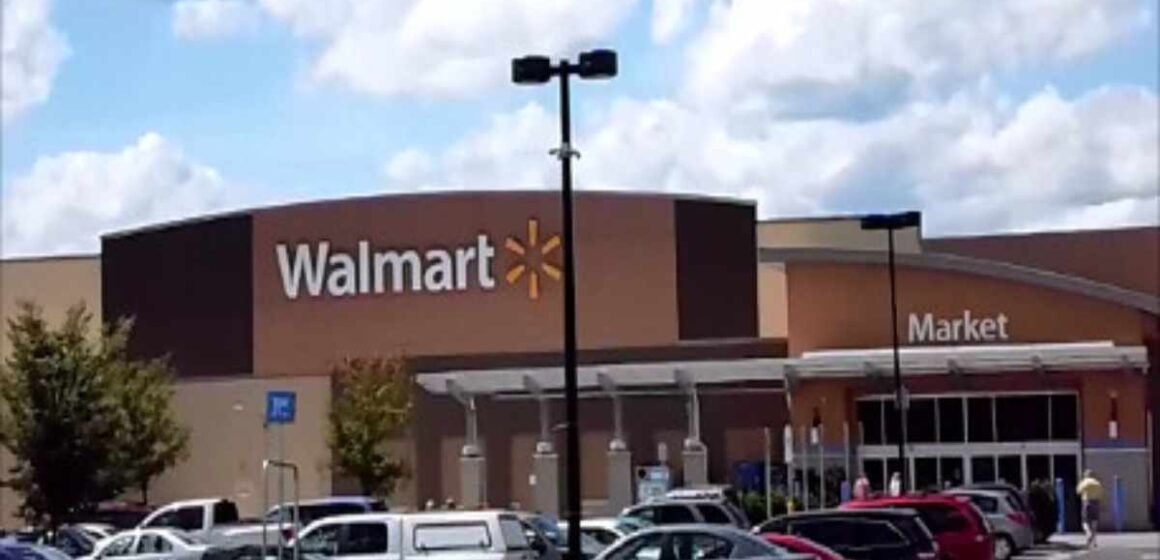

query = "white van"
293;511;539;560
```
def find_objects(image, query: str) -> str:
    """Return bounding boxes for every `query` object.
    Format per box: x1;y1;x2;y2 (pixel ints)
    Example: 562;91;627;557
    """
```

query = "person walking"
888;472;902;497
853;472;871;500
1076;469;1104;548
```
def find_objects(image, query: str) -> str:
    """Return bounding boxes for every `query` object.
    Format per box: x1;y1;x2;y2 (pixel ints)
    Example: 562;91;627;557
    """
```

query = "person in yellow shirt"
1076;470;1104;548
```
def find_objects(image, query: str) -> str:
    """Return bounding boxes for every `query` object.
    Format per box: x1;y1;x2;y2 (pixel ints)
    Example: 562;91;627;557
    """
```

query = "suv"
621;499;748;529
757;509;938;560
843;496;992;560
293;510;538;560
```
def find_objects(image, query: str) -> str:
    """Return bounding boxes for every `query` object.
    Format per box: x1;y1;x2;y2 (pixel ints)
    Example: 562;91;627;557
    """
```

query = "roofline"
758;211;922;227
0;253;100;264
928;224;1159;241
101;190;756;240
761;247;1160;314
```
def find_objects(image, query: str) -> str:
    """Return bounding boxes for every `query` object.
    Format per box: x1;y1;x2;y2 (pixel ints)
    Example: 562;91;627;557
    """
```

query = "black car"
756;509;938;560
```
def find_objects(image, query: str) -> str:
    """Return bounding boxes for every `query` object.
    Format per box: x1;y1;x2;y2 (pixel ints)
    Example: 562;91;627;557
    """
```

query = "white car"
82;528;209;560
293;510;537;560
562;518;651;548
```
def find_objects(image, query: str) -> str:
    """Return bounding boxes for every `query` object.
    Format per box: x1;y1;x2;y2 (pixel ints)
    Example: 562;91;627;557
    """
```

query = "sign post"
266;391;296;547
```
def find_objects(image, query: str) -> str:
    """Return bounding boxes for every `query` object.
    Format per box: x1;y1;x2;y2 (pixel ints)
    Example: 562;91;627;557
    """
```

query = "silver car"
593;525;812;560
945;489;1034;560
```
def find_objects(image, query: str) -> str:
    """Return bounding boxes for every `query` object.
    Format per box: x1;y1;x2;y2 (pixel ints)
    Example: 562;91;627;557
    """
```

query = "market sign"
907;310;1010;344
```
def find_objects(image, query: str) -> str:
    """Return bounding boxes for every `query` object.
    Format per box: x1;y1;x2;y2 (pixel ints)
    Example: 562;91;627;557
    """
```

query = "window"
790;519;904;548
966;495;998;513
339;523;388;555
413;523;491;551
299;524;341;557
1051;394;1078;440
583;528;619;547
656;505;696;524
148;507;203;532
940;457;964;488
100;536;135;558
884;400;901;444
298;504;371;526
695;505;732;525
938;398;964;443
915;457;939;492
998;455;1023;489
499;518;530;550
908;399;937;443
971;456;996;483
669;533;734;560
857;400;883;445
626;506;657;524
862;459;885;492
136;534;173;554
605;532;664;560
997;396;1049;441
1027;454;1050;485
213;501;239;524
967;397;994;442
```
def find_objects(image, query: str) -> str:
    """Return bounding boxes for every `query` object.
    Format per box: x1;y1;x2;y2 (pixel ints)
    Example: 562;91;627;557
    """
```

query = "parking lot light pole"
860;211;921;494
512;49;617;560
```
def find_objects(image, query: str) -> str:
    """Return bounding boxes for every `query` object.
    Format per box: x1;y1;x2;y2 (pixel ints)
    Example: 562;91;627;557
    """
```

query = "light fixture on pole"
512;48;617;560
860;210;920;494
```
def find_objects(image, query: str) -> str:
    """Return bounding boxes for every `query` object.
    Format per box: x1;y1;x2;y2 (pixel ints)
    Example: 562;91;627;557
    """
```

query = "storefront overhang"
789;341;1149;379
415;357;787;396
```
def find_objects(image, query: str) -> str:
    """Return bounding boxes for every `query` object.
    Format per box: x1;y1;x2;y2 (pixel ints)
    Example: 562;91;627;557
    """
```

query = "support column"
449;380;486;508
600;373;633;514
525;375;560;517
677;370;708;486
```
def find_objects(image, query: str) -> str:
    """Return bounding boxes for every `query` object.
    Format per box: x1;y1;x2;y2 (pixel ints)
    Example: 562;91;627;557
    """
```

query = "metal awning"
415;358;787;395
416;341;1151;395
791;341;1149;378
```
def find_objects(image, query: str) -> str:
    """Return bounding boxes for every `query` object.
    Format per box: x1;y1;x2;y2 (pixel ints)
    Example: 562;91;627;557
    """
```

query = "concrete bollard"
1054;478;1065;535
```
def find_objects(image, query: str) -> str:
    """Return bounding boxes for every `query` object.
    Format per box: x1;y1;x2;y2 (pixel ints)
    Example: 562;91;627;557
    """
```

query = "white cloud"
683;0;1150;116
1;133;239;256
652;0;696;44
383;85;1158;235
2;0;69;124
253;0;637;97
172;0;262;40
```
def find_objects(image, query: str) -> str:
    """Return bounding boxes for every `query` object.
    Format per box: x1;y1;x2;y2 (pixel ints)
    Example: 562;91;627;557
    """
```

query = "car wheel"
993;534;1015;560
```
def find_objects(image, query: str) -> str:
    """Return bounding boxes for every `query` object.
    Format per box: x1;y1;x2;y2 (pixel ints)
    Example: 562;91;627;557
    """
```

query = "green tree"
328;356;413;496
0;302;191;525
104;320;190;505
0;302;123;527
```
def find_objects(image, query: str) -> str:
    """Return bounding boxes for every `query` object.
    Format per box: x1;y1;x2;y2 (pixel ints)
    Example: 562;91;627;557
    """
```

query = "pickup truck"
138;497;388;548
291;510;539;560
136;498;275;547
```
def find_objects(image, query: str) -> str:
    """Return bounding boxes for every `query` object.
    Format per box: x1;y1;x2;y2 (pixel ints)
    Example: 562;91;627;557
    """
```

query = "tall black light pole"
860;211;921;494
513;49;617;560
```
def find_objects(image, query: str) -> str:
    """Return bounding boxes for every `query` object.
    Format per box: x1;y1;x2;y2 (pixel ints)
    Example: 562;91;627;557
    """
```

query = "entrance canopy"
791;341;1148;378
416;357;786;396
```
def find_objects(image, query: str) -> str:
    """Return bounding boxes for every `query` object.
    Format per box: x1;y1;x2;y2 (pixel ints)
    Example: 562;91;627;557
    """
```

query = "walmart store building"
0;192;1156;530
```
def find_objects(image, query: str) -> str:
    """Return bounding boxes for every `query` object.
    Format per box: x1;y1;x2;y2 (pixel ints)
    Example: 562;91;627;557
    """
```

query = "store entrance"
856;391;1083;528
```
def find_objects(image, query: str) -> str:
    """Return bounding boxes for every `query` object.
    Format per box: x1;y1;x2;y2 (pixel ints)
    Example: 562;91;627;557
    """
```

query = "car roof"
775;508;920;520
271;496;382;509
945;488;1006;499
632;524;752;537
846;495;966;507
629;498;727;507
156;498;228;509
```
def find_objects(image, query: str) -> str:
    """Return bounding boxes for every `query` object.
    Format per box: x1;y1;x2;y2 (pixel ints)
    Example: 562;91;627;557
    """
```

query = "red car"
843;496;992;560
762;533;846;560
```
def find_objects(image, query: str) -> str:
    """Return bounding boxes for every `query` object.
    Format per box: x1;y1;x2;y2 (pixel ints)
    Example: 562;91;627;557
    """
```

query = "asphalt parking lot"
1011;533;1159;560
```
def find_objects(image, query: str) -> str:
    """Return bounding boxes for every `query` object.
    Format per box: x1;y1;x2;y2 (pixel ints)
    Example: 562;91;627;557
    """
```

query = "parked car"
621;499;748;529
843;496;992;560
516;514;562;560
944;489;1033;560
40;526;110;558
0;542;73;560
565;518;651;547
757;509;938;560
553;524;608;560
244;497;389;543
594;525;812;559
80;528;210;560
956;483;1040;542
137;498;278;547
75;503;154;531
291;510;539;560
760;534;845;560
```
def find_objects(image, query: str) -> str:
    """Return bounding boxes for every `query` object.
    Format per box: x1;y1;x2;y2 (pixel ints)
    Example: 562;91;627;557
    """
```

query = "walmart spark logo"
504;219;561;300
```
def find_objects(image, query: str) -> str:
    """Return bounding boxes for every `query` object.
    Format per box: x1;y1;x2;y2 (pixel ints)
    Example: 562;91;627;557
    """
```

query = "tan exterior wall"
757;218;923;253
0;256;101;528
758;264;788;338
151;375;333;518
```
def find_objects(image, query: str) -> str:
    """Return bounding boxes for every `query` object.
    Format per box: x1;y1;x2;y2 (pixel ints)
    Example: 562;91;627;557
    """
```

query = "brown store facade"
1;192;1156;530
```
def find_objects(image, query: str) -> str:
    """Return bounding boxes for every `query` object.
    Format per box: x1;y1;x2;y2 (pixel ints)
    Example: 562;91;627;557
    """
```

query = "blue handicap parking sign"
266;391;296;424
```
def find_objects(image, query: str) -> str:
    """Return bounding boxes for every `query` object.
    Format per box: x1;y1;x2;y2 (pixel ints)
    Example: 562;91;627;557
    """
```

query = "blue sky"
1;0;1157;256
